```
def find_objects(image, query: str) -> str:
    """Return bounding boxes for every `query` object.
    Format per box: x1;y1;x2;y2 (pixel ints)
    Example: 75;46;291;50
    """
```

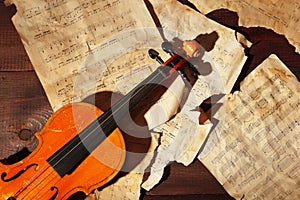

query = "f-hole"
1;163;38;182
49;186;59;200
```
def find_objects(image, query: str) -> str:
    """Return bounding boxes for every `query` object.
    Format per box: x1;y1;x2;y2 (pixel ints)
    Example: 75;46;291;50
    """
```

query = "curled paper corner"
190;106;211;125
4;0;14;6
144;76;186;130
141;167;165;191
141;111;214;191
235;32;252;49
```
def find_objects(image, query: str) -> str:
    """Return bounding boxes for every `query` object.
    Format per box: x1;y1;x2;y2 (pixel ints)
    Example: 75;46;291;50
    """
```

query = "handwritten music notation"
9;0;162;110
139;0;250;191
56;61;156;106
18;0;141;74
24;0;121;20
39;21;137;72
26;0;135;41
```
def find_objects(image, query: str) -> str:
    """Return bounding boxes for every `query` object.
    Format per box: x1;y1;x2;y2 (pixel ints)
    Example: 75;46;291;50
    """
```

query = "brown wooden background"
0;1;299;199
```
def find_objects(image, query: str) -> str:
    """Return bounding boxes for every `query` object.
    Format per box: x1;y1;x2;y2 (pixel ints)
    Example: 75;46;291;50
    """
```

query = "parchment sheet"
4;0;249;198
198;54;300;199
142;0;248;190
4;0;164;111
190;0;300;53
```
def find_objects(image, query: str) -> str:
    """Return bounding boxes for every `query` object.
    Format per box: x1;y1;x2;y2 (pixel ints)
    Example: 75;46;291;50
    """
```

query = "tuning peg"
148;49;164;64
161;41;174;55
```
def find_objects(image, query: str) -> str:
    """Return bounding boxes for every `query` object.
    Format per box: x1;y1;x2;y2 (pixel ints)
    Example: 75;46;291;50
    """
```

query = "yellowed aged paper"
190;0;300;53
5;0;163;111
198;54;300;199
4;0;164;199
5;0;247;197
142;0;248;190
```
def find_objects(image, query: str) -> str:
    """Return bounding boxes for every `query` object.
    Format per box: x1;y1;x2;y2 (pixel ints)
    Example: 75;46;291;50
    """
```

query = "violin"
0;39;201;200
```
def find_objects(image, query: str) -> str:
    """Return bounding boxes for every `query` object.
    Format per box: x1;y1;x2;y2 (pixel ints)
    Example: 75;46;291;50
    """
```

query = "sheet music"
198;54;300;199
5;0;164;111
4;0;164;199
5;0;248;197
142;0;248;190
190;0;300;53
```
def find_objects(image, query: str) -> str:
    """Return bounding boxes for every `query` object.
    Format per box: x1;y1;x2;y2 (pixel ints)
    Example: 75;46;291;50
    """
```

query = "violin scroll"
0;38;202;200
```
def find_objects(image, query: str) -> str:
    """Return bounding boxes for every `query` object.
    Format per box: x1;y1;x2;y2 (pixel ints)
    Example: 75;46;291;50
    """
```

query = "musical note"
199;55;300;199
24;7;41;19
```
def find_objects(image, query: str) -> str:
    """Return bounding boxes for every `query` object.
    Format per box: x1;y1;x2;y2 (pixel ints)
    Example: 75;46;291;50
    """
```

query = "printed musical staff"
199;55;300;199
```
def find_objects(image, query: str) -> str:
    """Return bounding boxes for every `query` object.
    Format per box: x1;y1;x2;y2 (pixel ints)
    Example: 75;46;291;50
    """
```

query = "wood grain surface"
0;1;299;199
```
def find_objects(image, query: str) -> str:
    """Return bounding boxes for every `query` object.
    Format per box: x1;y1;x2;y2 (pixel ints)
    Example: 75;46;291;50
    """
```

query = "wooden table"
0;1;299;199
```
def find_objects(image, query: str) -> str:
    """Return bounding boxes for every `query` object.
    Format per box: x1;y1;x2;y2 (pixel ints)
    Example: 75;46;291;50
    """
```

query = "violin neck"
47;66;172;177
101;66;171;129
81;65;172;152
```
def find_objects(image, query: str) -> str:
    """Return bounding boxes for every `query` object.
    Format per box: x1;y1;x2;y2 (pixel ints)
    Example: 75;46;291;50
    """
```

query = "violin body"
0;102;126;200
0;39;201;200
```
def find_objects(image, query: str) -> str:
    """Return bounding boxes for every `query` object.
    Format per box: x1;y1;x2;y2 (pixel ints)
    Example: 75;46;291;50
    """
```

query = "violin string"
48;67;167;171
17;167;55;199
15;71;166;196
10;45;189;197
14;162;60;199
